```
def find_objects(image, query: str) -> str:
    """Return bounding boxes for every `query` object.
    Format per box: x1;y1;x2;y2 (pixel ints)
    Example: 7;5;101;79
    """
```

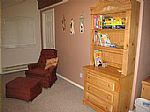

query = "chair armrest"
28;63;39;69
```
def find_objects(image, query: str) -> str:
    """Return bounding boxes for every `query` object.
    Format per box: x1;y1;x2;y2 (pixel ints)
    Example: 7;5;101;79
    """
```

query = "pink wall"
55;0;98;85
135;0;150;98
52;0;150;110
55;0;150;103
130;0;150;109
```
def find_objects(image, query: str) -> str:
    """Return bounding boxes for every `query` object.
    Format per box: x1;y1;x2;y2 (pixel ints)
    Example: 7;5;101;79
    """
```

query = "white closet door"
42;9;55;49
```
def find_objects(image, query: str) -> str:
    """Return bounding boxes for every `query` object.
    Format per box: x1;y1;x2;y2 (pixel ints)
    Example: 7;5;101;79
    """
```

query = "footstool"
6;77;42;101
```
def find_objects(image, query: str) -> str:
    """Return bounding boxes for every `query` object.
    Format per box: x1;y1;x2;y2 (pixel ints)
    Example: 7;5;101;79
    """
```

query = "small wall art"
62;15;66;31
80;15;84;33
70;18;75;35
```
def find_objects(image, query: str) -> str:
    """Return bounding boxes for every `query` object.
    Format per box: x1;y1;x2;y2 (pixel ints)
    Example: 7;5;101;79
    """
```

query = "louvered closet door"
42;9;55;49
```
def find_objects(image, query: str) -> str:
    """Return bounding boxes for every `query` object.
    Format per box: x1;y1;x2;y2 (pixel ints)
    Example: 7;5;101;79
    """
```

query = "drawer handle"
87;96;89;99
107;84;110;87
87;86;90;90
105;106;108;111
87;76;90;79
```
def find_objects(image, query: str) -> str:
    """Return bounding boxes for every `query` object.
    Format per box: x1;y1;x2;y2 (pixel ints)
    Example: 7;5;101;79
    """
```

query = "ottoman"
6;77;42;101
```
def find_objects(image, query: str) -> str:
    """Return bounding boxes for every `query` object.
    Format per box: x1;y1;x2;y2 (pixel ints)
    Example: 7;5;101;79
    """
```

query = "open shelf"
84;0;140;111
94;45;123;55
91;28;126;32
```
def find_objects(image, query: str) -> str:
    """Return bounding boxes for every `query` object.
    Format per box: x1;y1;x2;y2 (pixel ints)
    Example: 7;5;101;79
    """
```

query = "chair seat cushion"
27;67;55;77
6;77;42;101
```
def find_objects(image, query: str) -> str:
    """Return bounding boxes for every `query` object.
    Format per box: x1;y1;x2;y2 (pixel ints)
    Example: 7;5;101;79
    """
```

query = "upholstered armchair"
25;49;58;88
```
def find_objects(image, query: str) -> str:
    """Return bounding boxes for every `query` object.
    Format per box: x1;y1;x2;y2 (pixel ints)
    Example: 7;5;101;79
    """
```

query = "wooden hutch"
83;0;140;112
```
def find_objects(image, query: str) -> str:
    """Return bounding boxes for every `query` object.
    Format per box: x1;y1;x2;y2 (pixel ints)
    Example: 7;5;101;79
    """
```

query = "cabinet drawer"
86;83;114;104
141;84;150;100
86;92;113;112
86;73;116;92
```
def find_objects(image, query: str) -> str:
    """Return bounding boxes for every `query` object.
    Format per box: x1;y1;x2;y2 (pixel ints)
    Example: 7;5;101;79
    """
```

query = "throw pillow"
45;57;58;70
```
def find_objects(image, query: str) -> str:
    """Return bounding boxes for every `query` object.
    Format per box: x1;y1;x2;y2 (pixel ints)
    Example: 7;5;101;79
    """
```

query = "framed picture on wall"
80;15;84;33
70;18;75;35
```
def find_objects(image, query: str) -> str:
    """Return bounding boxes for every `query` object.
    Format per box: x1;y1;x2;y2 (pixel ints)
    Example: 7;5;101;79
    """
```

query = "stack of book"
94;15;126;29
94;32;111;47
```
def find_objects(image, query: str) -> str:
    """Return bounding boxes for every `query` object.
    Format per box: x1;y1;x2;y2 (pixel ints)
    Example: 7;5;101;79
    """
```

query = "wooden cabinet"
141;76;150;100
83;65;133;112
83;0;140;112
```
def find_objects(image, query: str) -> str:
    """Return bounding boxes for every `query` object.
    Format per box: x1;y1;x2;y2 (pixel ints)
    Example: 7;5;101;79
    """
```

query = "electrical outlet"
80;73;83;78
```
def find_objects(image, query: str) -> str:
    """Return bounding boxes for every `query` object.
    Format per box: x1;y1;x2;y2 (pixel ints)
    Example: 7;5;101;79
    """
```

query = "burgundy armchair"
25;49;58;88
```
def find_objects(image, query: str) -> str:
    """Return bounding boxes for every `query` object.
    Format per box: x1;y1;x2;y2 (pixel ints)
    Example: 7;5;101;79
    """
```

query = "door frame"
40;8;55;49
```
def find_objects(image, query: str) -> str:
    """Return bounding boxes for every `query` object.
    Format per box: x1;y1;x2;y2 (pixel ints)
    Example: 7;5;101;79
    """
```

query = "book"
94;15;103;29
94;32;112;47
94;50;103;67
94;15;98;28
94;31;101;46
99;34;111;47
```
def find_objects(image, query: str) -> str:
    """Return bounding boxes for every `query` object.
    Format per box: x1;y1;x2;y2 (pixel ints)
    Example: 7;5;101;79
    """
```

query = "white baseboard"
56;73;84;90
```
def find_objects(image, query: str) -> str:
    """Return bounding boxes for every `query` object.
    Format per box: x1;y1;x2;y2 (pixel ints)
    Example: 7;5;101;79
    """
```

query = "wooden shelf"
91;28;126;32
94;45;123;55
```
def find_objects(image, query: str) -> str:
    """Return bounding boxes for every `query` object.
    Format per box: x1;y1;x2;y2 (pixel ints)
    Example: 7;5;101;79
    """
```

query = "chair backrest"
38;49;57;65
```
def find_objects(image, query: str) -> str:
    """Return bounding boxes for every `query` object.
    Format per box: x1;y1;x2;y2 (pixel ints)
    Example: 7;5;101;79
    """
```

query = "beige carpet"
2;72;95;112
